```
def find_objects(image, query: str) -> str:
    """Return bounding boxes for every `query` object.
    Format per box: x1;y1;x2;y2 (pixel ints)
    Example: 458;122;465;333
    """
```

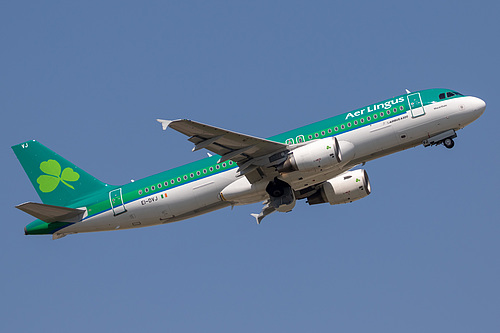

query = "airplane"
12;88;485;239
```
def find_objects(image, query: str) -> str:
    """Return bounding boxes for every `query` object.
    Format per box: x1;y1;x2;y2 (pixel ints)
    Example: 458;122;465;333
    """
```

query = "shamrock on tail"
36;159;80;193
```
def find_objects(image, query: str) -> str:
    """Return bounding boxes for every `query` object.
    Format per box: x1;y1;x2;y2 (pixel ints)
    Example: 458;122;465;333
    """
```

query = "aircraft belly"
57;210;137;233
57;172;238;235
338;124;396;159
393;108;458;144
56;197;170;234
166;172;235;217
162;201;232;223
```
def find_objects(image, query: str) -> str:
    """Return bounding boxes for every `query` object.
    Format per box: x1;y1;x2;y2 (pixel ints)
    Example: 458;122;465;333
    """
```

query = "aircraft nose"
471;96;486;116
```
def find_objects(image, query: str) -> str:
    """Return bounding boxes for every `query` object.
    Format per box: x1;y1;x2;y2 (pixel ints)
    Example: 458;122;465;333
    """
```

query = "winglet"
250;213;262;224
156;119;173;131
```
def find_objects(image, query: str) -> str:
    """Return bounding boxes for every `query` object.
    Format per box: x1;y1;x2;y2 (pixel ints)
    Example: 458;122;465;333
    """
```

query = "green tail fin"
12;140;108;206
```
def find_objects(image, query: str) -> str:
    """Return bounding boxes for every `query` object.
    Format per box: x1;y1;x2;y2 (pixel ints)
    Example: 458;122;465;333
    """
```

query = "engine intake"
307;169;371;205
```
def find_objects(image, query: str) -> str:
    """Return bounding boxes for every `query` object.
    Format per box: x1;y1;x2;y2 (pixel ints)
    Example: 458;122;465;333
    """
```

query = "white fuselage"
58;96;485;236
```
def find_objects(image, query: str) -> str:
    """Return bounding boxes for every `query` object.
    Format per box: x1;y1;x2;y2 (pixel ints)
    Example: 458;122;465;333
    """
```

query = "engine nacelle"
278;137;355;173
307;169;371;205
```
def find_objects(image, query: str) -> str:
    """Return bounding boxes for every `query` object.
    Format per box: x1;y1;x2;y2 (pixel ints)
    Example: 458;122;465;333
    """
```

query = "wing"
157;119;289;182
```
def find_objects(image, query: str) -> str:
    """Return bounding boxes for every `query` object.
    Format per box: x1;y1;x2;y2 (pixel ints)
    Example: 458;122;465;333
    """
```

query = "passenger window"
439;93;446;99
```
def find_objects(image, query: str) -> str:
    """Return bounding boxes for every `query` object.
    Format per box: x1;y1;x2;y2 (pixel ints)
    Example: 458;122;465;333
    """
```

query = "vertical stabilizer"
12;140;108;206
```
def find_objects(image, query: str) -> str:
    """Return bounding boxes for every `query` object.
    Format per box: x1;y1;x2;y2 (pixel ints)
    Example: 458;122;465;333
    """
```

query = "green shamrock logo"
36;159;80;193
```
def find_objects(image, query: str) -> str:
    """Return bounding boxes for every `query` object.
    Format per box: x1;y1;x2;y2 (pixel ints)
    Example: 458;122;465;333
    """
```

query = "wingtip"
250;213;261;224
156;119;173;130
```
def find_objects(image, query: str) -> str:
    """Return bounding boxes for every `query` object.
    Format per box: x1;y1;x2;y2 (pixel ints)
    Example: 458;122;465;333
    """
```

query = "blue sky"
2;1;499;332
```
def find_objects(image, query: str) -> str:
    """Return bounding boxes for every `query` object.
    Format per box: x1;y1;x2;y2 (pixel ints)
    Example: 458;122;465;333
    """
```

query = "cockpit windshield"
439;91;463;100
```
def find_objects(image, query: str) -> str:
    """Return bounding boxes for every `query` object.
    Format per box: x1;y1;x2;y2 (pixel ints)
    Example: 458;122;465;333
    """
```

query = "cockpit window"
439;91;463;101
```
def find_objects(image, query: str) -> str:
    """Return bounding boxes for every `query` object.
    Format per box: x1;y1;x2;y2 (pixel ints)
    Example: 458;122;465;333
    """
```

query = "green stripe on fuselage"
25;89;458;235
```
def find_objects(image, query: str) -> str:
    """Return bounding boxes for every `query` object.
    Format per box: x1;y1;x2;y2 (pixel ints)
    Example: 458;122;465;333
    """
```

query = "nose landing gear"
443;137;455;149
422;129;457;149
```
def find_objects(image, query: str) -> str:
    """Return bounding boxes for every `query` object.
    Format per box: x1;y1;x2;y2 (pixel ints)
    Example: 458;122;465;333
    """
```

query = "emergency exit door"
407;92;425;118
109;188;126;215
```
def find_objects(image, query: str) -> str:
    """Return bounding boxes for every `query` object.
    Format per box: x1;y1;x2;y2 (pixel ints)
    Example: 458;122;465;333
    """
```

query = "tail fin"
12;140;108;206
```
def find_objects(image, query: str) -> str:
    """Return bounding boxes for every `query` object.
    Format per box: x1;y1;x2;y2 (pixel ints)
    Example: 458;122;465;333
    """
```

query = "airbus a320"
12;89;485;239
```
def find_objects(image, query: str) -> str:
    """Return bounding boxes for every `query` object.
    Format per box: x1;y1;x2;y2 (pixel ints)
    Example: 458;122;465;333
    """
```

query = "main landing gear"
251;178;296;224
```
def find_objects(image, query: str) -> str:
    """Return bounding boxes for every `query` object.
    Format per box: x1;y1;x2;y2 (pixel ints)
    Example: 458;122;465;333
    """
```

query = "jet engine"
278;137;355;173
307;169;371;205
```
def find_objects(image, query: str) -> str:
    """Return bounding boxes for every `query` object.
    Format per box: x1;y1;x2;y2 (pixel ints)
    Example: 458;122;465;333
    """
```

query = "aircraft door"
408;92;425;118
109;188;127;215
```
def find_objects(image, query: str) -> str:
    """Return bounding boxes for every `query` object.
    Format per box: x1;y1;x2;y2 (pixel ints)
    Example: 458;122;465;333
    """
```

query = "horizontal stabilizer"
16;202;86;223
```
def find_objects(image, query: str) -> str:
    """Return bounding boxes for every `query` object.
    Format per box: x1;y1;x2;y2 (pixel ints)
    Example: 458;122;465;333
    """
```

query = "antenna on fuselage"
405;89;411;94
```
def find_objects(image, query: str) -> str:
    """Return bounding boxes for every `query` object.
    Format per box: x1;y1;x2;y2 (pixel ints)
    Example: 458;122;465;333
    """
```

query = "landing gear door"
408;92;425;118
109;188;127;216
